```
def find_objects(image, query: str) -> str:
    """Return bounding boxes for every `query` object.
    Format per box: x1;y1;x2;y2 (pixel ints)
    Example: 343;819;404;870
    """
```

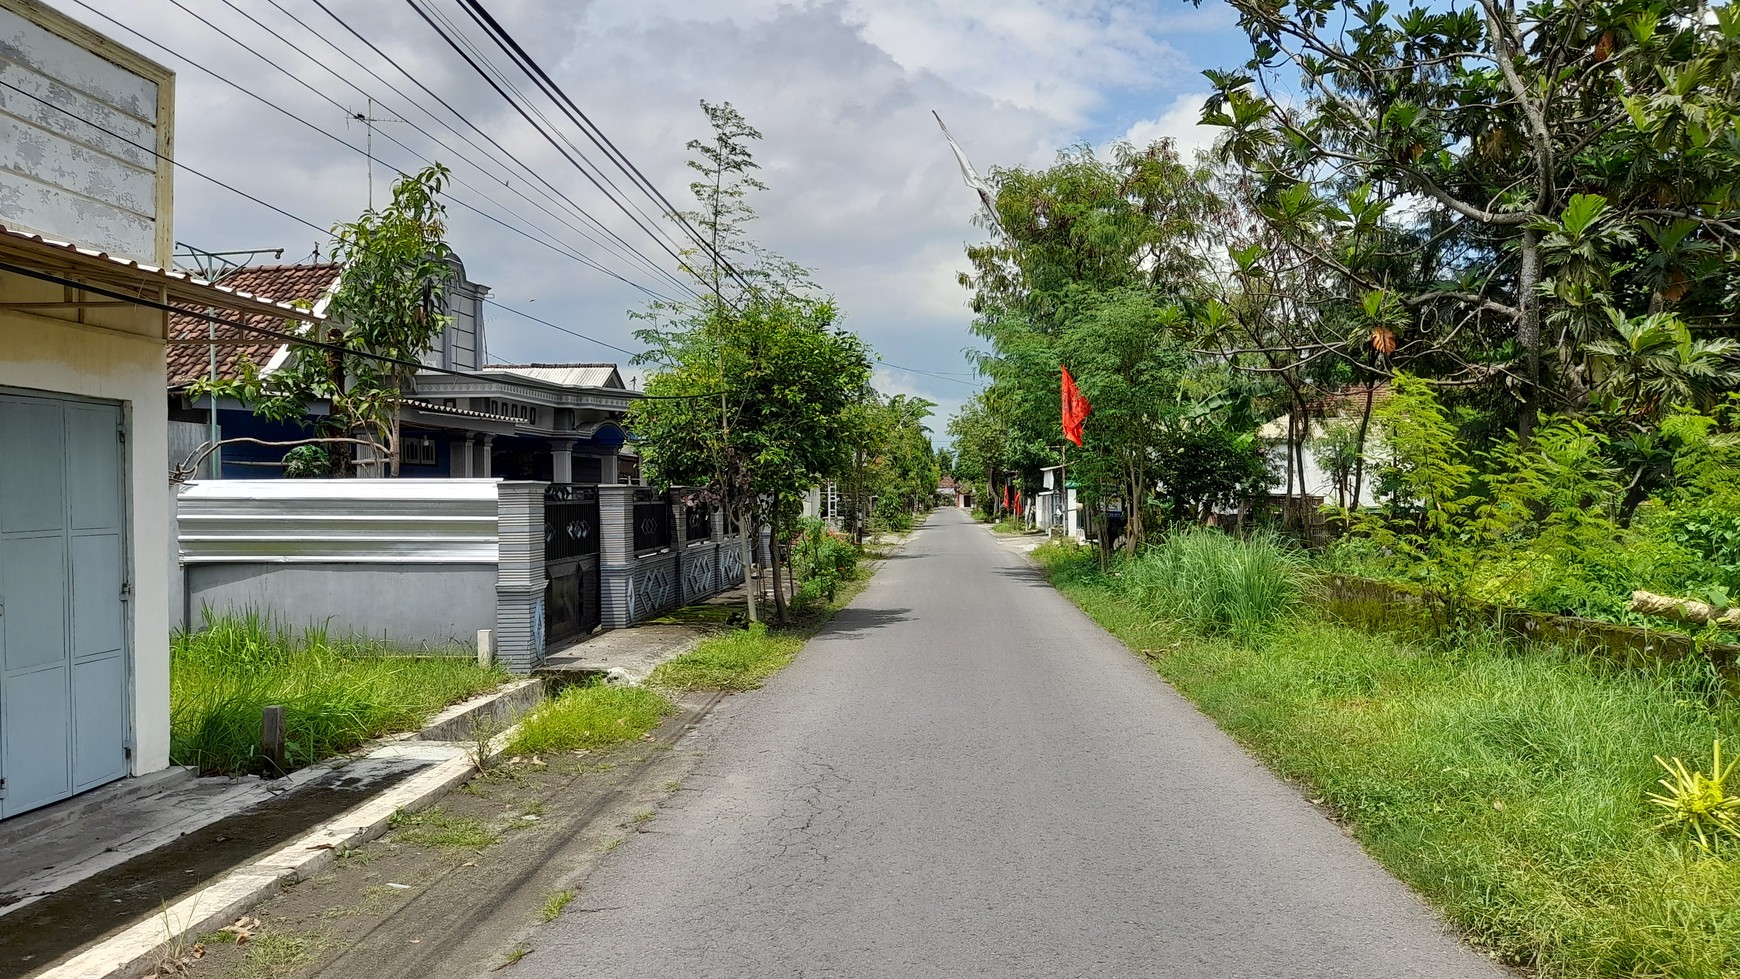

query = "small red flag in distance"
1061;367;1091;446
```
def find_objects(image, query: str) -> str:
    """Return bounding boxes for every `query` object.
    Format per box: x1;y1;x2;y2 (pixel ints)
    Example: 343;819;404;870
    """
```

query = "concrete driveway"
520;509;1507;978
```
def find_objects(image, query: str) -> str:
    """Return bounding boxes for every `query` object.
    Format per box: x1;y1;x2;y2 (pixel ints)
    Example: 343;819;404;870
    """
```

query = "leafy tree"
1201;0;1740;435
631;103;871;623
958;141;1233;549
191;165;456;476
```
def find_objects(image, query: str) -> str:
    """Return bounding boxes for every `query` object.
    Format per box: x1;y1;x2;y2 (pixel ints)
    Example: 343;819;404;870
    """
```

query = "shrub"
792;519;859;601
1118;527;1306;638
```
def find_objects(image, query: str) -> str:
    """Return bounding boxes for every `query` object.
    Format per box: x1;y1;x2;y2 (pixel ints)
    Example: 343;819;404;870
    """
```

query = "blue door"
0;393;130;819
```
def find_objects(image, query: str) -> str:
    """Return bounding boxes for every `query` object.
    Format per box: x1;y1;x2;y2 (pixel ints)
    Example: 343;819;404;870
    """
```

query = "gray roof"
477;363;624;389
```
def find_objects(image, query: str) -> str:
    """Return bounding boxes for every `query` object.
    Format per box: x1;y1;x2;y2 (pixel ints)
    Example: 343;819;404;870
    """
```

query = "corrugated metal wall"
177;479;500;564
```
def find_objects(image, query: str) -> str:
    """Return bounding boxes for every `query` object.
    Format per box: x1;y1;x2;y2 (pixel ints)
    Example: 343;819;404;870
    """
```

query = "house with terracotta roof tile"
167;257;641;483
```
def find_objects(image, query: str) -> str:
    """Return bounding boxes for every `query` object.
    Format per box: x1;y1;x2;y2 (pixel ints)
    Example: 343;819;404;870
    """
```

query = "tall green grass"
1044;551;1740;977
647;623;804;691
171;611;505;775
1117;527;1306;638
506;683;674;755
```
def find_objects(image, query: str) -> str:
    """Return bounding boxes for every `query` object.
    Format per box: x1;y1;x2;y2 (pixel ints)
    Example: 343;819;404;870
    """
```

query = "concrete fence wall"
175;479;545;670
1316;573;1740;677
597;486;743;629
174;480;751;673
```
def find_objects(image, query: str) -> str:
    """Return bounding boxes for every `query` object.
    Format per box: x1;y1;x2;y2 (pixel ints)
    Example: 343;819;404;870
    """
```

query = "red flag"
1003;483;1012;512
1014;491;1024;517
1062;367;1091;446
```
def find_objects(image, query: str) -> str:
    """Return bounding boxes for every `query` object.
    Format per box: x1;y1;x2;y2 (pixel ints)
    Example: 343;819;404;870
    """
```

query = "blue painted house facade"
167;257;639;483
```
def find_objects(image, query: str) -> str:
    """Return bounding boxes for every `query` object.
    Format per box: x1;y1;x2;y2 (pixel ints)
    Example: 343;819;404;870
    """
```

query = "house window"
403;436;437;467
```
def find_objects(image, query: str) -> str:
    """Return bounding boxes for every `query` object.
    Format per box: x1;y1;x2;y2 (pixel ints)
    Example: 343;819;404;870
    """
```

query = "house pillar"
454;435;474;478
550;439;575;485
479;435;495;478
599;452;619;485
494;481;548;673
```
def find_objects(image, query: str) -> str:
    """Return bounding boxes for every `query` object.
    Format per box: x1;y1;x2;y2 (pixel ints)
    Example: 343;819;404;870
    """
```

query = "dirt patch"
164;694;721;979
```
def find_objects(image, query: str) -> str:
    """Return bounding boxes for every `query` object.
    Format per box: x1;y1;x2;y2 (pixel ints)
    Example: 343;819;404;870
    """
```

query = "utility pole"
173;244;284;479
348;98;403;209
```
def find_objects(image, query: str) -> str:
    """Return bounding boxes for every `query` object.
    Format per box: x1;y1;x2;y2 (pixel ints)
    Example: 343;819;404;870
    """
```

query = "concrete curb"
32;731;521;979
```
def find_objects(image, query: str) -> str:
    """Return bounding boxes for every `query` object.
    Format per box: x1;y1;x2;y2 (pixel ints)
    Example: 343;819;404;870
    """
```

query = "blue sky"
58;0;1257;440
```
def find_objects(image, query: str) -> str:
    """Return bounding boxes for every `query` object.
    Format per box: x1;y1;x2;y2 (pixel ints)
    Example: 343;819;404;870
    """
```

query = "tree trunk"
1518;227;1543;443
1350;379;1376;509
738;502;758;625
770;502;789;624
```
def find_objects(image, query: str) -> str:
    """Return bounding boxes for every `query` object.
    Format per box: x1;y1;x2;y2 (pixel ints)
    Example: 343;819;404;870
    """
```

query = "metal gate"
544;484;601;650
0;393;130;819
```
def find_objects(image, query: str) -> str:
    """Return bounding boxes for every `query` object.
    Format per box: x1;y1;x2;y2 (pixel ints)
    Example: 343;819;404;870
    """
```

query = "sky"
54;0;1254;440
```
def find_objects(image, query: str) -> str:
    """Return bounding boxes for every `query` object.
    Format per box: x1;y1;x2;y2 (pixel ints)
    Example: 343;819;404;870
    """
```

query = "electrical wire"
153;0;699;305
224;0;702;301
0;262;727;402
455;0;755;296
877;361;984;388
483;298;640;358
281;0;697;299
56;0;693;312
401;0;725;308
441;0;696;265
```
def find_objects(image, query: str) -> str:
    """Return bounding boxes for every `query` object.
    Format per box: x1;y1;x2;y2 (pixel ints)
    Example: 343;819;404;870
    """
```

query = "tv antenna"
348;98;404;208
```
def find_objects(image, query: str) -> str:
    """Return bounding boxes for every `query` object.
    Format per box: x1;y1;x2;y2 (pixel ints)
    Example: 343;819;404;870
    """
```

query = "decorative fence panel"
544;484;602;648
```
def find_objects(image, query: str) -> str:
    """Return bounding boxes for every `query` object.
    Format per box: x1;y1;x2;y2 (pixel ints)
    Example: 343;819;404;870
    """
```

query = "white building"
1034;466;1084;539
0;0;313;818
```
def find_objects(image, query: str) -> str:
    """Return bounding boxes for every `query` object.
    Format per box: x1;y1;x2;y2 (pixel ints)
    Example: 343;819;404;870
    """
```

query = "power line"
56;0;689;309
0;77;652;360
441;0;695;265
401;0;723;308
257;0;704;300
0;259;723;400
151;0;699;305
878;361;985;388
487;302;643;359
455;0;755;296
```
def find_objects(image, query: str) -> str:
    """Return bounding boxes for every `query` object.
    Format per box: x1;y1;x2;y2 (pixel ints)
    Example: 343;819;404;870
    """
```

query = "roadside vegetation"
1032;535;1740;978
628;101;941;628
651;517;888;691
170;612;505;776
506;683;674;755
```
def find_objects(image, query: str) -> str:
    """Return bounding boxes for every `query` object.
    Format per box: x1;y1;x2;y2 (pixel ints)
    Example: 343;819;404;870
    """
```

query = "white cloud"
1116;93;1219;160
50;0;1231;440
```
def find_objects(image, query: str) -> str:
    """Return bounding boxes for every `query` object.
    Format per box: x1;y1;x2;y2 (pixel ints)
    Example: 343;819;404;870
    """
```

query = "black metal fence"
632;488;672;552
684;503;713;541
544;485;600;559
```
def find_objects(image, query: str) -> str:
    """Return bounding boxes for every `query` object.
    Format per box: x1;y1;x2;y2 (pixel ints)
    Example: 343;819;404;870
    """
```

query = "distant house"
1258;383;1391;510
166;258;640;483
0;0;324;817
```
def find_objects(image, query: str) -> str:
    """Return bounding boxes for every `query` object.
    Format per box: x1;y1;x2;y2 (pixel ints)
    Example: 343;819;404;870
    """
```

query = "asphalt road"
523;509;1507;979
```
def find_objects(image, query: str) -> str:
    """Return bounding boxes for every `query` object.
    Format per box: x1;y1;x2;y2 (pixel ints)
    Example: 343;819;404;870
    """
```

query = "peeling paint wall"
0;2;166;264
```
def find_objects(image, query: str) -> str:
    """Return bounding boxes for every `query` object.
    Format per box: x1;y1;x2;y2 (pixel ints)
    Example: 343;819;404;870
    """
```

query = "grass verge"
648;545;884;692
507;683;675;755
171;612;506;776
646;623;803;691
387;806;500;850
1034;541;1740;979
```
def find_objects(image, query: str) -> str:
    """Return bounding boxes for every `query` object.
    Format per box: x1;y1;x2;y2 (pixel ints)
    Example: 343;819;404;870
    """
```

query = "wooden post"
261;705;287;778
